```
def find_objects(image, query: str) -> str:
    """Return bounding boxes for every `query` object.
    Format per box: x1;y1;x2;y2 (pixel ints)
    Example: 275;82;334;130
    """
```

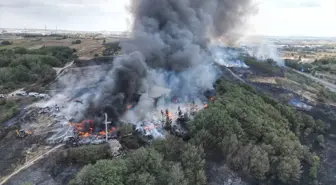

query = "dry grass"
249;77;279;84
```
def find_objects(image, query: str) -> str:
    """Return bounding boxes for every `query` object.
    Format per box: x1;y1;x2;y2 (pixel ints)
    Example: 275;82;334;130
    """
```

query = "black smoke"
89;0;255;120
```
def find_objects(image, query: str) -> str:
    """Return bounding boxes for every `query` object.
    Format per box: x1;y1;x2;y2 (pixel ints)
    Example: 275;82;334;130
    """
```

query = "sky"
0;0;335;37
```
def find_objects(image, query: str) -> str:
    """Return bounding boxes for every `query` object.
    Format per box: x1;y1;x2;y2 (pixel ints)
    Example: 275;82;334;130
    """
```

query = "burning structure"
45;0;255;143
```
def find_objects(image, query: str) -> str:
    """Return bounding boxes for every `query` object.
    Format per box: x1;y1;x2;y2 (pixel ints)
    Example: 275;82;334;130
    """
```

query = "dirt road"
0;144;65;185
289;68;336;92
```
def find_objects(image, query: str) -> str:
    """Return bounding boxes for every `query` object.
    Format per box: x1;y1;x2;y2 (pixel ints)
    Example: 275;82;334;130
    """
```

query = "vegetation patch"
0;46;77;93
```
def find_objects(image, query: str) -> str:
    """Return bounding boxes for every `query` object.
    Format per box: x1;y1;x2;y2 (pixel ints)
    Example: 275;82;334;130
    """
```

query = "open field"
0;36;121;58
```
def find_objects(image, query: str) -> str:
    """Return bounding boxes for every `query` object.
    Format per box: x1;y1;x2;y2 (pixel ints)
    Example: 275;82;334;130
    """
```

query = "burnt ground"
0;126;50;179
4;148;82;185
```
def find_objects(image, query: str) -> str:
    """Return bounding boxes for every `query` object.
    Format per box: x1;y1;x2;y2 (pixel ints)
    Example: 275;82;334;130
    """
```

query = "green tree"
181;144;206;185
248;146;270;180
69;159;127;185
309;154;320;179
276;156;302;183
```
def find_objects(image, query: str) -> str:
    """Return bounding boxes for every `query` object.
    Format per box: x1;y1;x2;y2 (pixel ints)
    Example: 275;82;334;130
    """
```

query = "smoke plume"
47;0;255;128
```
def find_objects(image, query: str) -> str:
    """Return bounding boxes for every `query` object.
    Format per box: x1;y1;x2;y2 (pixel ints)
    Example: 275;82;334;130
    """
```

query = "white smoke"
245;40;284;66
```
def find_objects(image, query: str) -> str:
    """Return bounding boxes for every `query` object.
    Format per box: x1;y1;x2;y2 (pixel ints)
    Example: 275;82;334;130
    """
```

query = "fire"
69;119;119;139
82;132;90;138
78;132;91;138
127;104;132;109
209;97;215;102
99;131;106;135
204;104;208;108
109;127;117;132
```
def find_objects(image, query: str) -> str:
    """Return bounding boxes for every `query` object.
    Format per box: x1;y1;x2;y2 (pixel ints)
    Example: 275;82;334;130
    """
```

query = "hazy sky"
0;0;335;37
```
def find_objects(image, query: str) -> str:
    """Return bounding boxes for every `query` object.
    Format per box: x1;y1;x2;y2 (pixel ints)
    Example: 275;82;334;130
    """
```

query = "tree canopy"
69;137;205;185
188;80;326;184
0;46;76;93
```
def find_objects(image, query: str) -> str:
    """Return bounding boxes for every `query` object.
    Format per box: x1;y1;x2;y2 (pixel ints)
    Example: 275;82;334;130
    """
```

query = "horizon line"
1;27;335;38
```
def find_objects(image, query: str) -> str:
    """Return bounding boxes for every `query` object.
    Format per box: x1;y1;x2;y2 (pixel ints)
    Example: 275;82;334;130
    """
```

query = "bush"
63;144;111;164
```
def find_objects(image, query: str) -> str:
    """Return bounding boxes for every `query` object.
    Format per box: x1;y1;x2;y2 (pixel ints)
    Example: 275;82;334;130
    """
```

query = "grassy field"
0;37;120;58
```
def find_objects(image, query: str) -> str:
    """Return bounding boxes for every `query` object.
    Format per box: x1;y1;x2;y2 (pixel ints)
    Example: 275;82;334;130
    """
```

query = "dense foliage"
0;46;76;92
188;80;326;184
69;137;205;185
312;58;336;74
69;80;326;185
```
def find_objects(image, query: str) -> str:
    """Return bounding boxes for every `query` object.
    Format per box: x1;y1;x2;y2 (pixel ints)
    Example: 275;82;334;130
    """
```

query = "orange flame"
99;131;106;135
204;104;208;108
82;132;90;138
78;132;91;138
127;104;132;109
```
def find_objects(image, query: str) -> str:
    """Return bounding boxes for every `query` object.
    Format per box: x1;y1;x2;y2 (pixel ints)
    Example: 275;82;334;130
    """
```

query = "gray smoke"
97;0;254;119
47;0;255;122
123;0;255;70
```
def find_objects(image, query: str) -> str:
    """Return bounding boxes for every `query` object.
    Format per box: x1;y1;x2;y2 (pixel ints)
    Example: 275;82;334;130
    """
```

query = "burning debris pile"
65;119;118;146
46;0;254;143
69;120;117;139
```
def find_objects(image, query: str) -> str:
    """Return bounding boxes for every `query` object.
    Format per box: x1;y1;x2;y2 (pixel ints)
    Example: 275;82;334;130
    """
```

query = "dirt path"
52;61;74;76
0;144;65;185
